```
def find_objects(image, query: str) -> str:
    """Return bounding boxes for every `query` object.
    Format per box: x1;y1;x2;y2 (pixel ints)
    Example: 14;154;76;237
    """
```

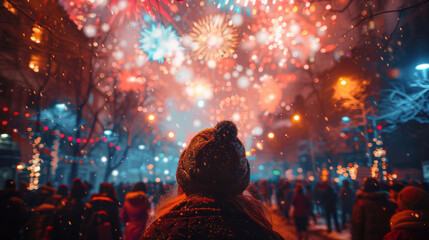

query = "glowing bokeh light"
139;24;181;63
189;15;238;61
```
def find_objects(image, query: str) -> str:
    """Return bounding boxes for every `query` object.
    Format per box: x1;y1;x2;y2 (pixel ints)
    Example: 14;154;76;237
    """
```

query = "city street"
271;207;350;240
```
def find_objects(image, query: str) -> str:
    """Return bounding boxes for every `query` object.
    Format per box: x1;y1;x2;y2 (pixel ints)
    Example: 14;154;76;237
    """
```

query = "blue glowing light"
55;103;66;110
208;0;253;16
415;63;429;70
342;116;351;123
196;99;205;108
139;24;180;63
104;129;113;136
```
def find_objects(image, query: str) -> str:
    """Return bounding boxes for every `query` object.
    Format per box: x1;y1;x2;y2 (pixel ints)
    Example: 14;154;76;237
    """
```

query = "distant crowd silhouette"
1;121;428;240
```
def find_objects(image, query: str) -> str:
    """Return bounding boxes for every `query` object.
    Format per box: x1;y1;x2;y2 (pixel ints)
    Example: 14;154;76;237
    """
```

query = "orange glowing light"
168;131;175;138
16;164;24;170
293;114;300;121
267;132;275;139
148;114;155;121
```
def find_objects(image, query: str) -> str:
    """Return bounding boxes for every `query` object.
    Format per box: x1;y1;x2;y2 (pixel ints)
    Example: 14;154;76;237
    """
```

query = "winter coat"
0;189;27;240
54;198;86;240
291;193;310;217
339;186;355;208
120;191;150;240
81;195;122;240
141;196;284;240
322;187;338;210
383;210;429;240
352;190;395;240
25;203;57;240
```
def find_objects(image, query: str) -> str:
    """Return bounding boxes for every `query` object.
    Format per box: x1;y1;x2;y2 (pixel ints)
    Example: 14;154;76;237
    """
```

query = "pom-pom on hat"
176;120;250;198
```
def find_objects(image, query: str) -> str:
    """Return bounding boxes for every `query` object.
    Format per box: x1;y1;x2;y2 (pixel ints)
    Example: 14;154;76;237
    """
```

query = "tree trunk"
68;107;83;185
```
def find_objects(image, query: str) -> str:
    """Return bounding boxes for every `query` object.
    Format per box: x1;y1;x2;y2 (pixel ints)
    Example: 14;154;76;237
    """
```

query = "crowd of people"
1;120;429;240
254;176;429;240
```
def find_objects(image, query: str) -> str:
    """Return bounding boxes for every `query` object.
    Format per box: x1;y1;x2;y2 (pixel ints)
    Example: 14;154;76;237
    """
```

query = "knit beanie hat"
57;184;69;198
397;186;429;211
71;178;87;199
176;120;250;198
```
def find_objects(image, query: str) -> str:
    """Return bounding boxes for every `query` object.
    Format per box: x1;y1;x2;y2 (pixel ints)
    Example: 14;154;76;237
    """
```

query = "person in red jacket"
120;182;150;240
383;186;429;240
291;184;310;240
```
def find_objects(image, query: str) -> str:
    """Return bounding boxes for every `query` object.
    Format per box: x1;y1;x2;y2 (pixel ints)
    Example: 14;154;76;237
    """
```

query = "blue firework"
139;24;181;63
208;0;255;16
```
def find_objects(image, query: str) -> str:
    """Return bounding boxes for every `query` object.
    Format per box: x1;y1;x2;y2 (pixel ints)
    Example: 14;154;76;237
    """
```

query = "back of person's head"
342;179;350;187
36;185;56;205
99;182;117;201
295;184;304;195
362;177;380;192
4;178;16;190
176;120;250;198
57;184;69;198
132;182;147;193
390;182;405;193
71;178;87;200
397;186;429;211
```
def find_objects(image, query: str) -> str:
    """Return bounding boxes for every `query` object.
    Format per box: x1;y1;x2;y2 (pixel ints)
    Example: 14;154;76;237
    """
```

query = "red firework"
109;0;182;23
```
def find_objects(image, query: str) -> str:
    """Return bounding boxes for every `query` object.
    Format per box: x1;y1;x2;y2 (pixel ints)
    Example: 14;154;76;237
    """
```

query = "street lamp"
55;103;66;110
104;129;113;136
415;63;429;79
148;114;156;121
415;63;429;70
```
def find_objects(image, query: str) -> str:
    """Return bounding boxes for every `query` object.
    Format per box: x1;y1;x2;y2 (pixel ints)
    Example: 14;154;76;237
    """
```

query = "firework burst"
189;15;238;62
109;0;180;23
139;24;181;63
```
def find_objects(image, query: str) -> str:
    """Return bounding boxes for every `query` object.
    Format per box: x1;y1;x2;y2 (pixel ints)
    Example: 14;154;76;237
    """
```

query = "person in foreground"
141;120;284;240
383;186;429;240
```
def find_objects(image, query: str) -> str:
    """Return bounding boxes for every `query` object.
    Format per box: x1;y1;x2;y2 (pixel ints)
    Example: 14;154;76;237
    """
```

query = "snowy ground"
270;207;351;240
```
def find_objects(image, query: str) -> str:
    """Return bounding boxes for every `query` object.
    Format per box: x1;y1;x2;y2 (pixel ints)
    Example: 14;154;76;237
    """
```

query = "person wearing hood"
141;121;284;240
383;186;429;240
0;179;27;240
81;182;122;240
352;178;395;240
120;182;150;240
54;178;87;240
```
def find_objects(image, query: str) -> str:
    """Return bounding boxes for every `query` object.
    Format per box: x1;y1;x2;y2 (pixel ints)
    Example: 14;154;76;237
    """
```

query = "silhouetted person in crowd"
0;179;27;240
323;185;341;233
54;178;87;240
141;121;284;239
305;184;317;224
81;182;122;240
291;184;310;240
339;179;355;229
388;182;404;209
120;182;150;240
383;186;429;240
259;179;272;206
278;180;293;221
51;184;69;206
25;184;58;240
352;178;395;240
